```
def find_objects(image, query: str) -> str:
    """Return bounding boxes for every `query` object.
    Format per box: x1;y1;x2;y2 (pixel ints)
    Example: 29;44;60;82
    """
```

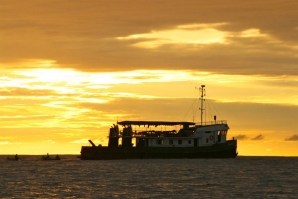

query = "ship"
80;85;238;160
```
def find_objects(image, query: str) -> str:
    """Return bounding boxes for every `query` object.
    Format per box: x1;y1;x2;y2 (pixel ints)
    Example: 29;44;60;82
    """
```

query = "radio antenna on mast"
196;85;206;125
199;85;206;125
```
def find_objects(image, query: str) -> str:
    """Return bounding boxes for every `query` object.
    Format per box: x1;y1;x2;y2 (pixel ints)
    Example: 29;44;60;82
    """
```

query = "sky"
0;0;298;155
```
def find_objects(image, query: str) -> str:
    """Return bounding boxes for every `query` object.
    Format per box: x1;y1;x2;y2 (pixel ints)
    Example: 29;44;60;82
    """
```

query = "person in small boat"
15;154;19;160
55;154;60;160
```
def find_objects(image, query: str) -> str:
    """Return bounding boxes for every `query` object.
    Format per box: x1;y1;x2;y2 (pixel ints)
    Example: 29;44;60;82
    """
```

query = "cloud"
1;60;58;70
94;138;106;143
234;134;248;140
285;134;298;141
0;115;55;122
117;23;229;48
0;141;9;145
1;1;298;75
14;142;23;145
116;24;270;49
44;140;56;144
251;134;264;140
70;138;90;144
233;134;266;141
0;87;56;97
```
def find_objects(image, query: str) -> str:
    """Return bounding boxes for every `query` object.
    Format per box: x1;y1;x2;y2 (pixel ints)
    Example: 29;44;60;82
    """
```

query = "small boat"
7;157;19;161
41;154;60;161
41;157;60;161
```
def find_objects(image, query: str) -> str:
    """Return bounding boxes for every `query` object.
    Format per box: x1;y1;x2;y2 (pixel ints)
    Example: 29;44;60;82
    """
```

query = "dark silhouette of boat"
80;85;238;160
7;154;19;161
7;157;19;161
41;154;60;161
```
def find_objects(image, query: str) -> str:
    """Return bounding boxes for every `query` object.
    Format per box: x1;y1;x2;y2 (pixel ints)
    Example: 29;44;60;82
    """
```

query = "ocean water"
0;156;298;198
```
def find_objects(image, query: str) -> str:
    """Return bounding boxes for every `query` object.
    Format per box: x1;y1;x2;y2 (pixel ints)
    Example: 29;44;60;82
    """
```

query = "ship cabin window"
156;139;163;145
178;140;182;145
188;140;191;144
206;138;208;143
169;140;173;145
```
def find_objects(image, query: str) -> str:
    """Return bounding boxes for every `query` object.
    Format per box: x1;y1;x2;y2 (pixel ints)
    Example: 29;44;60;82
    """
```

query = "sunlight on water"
1;156;298;198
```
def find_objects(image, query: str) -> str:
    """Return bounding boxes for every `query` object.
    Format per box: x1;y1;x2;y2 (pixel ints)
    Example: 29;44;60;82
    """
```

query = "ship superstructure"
80;85;237;160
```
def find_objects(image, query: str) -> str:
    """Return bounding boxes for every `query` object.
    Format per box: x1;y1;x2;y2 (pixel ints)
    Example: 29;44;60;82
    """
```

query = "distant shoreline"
1;155;297;158
1;154;80;156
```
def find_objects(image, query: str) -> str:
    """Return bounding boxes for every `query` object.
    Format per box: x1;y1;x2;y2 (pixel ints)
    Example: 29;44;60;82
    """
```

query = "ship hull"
80;140;237;160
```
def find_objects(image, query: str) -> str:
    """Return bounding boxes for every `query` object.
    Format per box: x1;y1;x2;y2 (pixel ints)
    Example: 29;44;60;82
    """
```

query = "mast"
199;85;205;125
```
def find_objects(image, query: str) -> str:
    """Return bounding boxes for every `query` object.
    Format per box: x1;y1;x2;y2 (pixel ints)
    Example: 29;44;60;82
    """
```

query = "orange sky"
1;1;298;155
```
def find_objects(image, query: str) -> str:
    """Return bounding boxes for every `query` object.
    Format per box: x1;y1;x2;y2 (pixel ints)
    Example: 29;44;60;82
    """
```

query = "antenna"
199;85;205;125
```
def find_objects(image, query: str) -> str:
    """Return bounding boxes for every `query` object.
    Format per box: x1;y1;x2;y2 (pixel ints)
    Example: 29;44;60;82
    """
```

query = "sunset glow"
117;23;228;48
1;1;298;156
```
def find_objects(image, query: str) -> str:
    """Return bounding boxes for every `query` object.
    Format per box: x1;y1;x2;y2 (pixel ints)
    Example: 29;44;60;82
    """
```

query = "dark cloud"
1;1;297;75
234;134;249;140
211;101;298;132
77;97;298;134
285;134;298;141
251;134;264;140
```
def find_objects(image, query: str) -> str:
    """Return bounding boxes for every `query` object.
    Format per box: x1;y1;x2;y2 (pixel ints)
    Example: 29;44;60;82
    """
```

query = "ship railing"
195;120;227;126
118;130;194;138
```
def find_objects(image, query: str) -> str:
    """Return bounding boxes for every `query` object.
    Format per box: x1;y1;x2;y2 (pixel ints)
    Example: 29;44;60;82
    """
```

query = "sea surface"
1;156;298;198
